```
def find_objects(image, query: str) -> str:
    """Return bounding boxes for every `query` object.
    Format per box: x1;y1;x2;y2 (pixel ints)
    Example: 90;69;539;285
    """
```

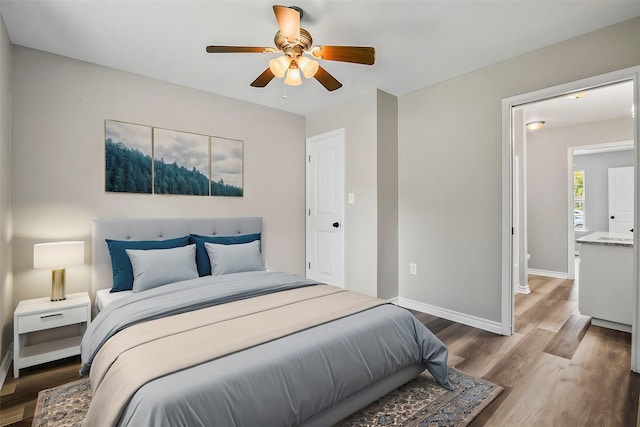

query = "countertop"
576;231;633;247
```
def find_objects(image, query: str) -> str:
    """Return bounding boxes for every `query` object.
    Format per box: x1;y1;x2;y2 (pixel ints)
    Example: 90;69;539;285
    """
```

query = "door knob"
610;216;615;219
332;222;340;228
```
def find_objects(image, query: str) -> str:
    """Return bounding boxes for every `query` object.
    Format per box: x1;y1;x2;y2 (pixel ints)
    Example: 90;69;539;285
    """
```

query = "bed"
81;217;451;427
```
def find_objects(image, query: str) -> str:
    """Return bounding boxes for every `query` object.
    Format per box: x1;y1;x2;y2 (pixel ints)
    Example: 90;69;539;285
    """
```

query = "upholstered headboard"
92;217;262;296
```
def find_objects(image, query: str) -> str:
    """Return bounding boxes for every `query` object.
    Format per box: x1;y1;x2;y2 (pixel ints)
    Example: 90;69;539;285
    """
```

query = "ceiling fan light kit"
205;4;375;92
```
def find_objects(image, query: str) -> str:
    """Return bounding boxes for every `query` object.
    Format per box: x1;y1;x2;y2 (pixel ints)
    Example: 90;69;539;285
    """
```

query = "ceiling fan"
205;5;375;91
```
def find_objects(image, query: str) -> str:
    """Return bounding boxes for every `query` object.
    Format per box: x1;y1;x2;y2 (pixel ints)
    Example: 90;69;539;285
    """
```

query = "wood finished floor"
1;274;638;426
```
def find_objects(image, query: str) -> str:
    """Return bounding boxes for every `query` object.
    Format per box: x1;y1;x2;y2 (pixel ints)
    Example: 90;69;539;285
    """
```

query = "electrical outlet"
348;193;355;204
409;263;417;275
527;253;531;260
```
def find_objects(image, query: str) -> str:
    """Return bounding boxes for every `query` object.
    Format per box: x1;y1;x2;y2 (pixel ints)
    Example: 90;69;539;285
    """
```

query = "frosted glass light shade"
268;56;291;78
525;121;545;131
285;68;302;86
34;241;85;269
297;56;319;78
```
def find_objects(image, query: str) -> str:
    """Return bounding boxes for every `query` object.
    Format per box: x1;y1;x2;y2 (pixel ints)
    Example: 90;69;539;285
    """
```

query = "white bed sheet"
95;288;132;312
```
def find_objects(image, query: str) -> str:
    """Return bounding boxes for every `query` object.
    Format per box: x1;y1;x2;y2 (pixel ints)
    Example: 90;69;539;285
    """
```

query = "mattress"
94;288;132;312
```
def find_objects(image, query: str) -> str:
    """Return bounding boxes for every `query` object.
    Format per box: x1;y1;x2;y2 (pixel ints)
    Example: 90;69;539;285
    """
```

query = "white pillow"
126;244;198;292
204;240;265;276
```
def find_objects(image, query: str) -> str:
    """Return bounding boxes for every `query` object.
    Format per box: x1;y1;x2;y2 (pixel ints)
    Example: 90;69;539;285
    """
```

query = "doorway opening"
501;66;640;371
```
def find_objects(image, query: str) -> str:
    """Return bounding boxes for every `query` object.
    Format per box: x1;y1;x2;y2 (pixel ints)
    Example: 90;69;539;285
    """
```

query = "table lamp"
33;241;85;301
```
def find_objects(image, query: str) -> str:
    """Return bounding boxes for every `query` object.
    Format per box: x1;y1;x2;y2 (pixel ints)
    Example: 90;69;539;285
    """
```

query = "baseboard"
396;297;503;335
527;269;568;279
387;297;399;305
591;318;632;333
0;344;13;390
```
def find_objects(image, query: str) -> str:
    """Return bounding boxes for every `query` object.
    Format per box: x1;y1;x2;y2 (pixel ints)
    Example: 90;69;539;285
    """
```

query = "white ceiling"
1;0;639;116
521;80;635;131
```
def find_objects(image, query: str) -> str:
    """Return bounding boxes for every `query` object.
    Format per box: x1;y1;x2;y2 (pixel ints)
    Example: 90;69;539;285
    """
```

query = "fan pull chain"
282;78;287;99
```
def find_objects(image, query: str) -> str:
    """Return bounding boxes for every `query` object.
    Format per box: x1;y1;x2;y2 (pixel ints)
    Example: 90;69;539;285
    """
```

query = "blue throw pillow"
106;235;190;292
189;233;261;276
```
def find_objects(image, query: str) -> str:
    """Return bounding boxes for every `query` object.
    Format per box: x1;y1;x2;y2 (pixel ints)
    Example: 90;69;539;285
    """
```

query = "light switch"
348;193;355;204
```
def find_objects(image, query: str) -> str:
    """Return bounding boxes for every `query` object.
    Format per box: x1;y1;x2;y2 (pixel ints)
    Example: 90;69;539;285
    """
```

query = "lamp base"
51;268;66;301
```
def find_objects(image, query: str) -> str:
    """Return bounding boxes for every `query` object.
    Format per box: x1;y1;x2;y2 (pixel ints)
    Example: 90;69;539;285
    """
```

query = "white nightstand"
13;292;91;378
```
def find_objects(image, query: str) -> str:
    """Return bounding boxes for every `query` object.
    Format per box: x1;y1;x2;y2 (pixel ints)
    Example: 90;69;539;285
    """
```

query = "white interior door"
608;166;634;233
306;129;345;287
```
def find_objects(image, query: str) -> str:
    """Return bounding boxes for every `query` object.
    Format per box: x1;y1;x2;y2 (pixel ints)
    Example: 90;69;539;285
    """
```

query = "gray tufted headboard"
92;217;262;296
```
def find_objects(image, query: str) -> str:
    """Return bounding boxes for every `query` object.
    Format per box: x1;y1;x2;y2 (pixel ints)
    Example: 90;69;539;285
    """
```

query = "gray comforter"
81;271;451;426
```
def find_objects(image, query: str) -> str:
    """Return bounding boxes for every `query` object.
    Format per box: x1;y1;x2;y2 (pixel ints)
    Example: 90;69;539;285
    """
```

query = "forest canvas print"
153;128;209;196
211;137;243;197
105;120;152;193
105;120;244;197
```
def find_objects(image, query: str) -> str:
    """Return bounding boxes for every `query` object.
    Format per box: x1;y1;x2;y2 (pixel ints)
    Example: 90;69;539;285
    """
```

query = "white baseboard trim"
518;284;531;294
0;344;13;390
527;269;568;279
396;297;503;335
387;297;399;305
591;318;632;333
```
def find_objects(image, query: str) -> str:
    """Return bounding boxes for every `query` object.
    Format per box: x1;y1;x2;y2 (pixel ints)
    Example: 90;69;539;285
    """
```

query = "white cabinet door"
608;166;634;233
306;129;345;287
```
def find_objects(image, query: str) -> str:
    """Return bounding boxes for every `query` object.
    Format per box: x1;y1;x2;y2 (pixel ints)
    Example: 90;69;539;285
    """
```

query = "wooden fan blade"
312;46;375;65
314;66;342;91
206;46;269;54
273;5;300;41
250;68;276;87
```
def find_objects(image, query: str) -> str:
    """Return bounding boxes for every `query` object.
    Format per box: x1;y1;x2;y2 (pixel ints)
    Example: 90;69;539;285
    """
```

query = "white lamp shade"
34;241;85;269
297;56;319;79
268;56;291;78
284;68;302;86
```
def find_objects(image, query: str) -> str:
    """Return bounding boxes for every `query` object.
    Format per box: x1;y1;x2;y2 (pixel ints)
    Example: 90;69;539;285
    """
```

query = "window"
574;170;585;231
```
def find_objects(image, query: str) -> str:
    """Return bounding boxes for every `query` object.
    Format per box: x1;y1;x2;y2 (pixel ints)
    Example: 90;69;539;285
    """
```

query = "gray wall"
527;118;633;273
306;89;399;299
0;13;12;359
10;47;307;308
574;149;634;233
398;18;640;323
306;90;378;296
377;90;399;300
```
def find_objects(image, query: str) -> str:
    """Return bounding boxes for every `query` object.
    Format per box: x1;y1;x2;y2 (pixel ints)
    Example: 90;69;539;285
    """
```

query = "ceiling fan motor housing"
274;28;312;59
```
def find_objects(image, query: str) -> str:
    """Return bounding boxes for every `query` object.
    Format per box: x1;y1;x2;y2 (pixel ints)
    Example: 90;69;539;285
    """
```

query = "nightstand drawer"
18;306;87;333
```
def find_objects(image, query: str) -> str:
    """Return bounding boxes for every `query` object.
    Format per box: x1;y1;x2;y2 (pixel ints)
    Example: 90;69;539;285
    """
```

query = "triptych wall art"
105;120;243;197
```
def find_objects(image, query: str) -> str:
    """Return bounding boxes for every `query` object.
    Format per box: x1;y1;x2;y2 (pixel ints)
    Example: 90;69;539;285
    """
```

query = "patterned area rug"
337;368;502;426
32;368;501;427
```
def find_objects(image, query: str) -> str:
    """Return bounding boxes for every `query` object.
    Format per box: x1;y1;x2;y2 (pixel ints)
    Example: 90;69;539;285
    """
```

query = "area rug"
32;367;501;427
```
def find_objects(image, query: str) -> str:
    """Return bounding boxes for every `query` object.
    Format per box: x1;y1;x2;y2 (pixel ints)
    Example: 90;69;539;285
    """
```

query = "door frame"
501;66;640;372
567;140;634;279
305;128;346;287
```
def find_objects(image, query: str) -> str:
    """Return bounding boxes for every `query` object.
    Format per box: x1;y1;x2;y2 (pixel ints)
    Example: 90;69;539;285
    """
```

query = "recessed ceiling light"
566;91;587;99
526;121;545;131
